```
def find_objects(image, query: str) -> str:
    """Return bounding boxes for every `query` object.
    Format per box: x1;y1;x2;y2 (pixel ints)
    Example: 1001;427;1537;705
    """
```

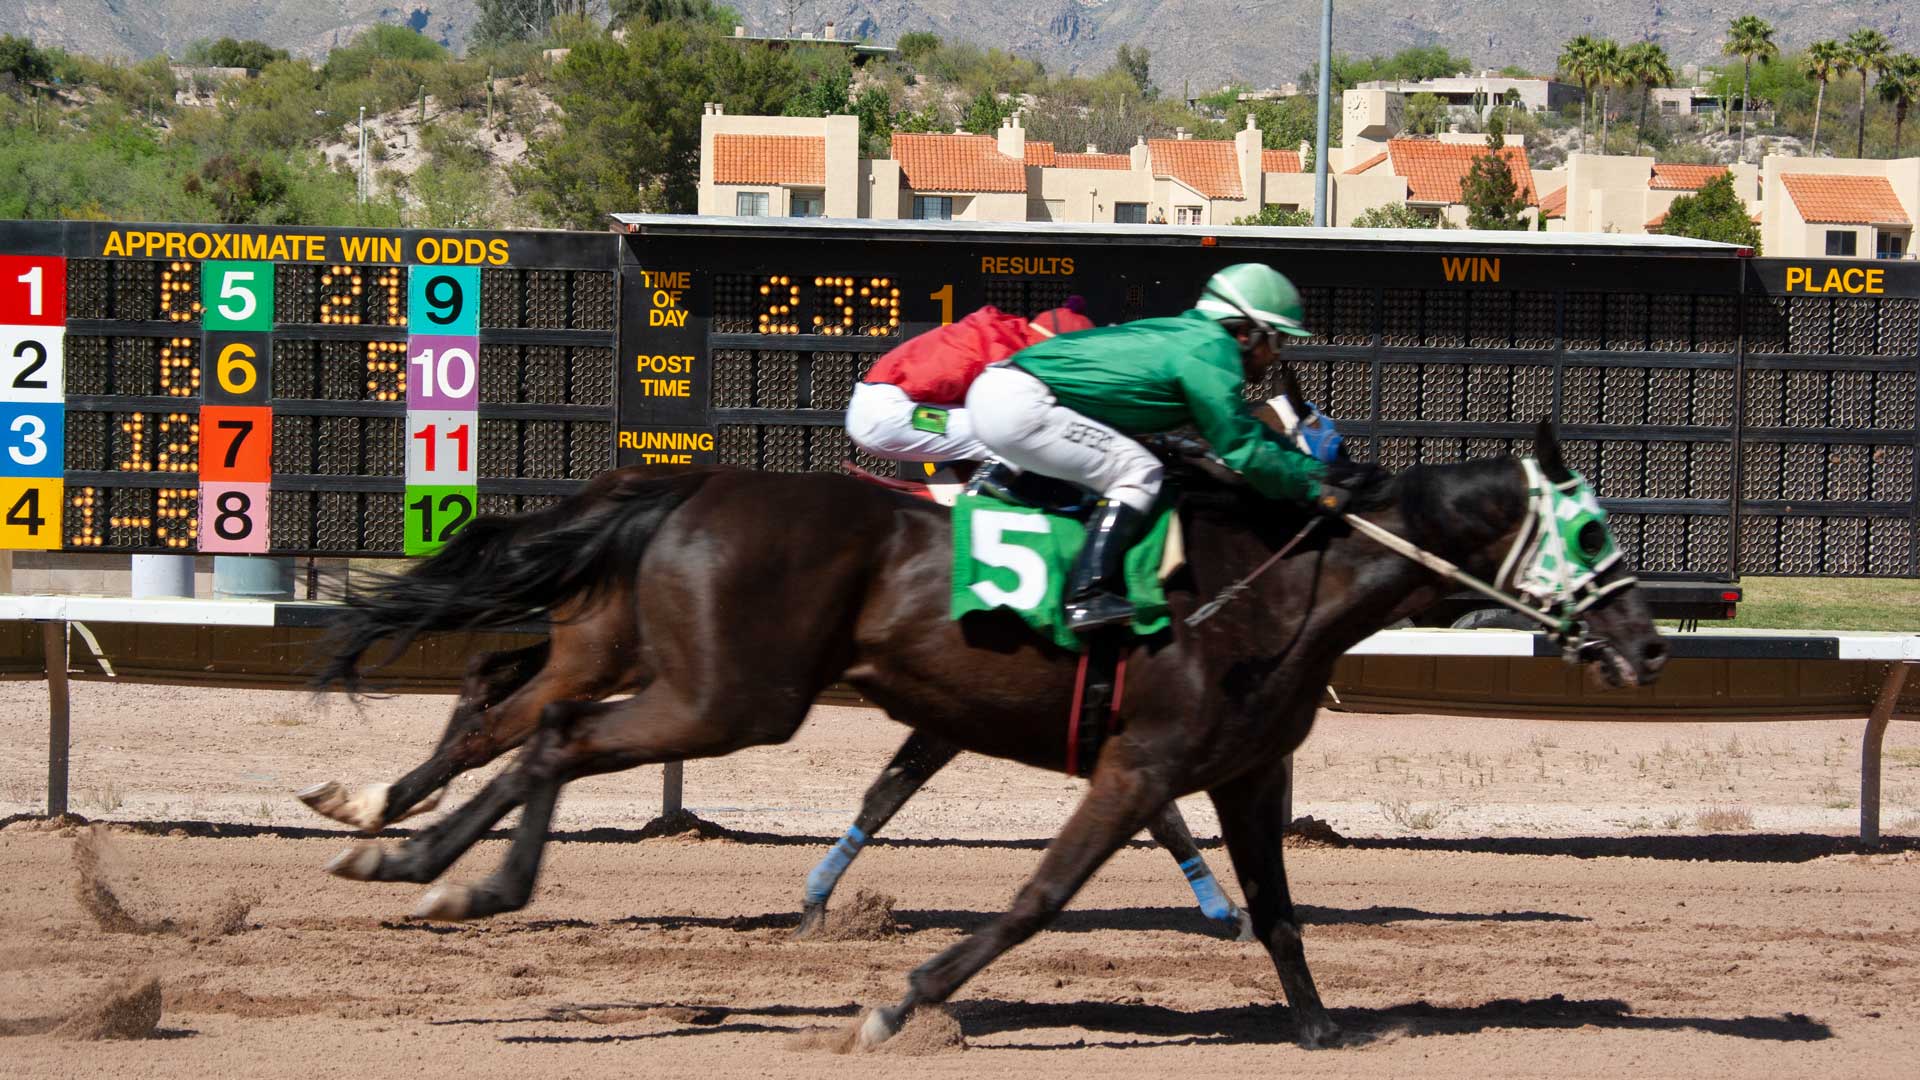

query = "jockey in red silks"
845;299;1094;465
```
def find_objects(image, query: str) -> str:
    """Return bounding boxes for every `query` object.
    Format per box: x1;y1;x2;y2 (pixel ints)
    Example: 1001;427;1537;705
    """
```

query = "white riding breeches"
844;381;992;462
966;365;1164;512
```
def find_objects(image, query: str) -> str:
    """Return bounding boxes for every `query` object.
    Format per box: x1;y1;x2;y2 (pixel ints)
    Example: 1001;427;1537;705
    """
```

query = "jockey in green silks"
965;263;1351;633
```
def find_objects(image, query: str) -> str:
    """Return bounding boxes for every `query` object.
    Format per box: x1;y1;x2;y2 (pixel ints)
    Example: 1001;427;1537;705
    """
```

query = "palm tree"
1624;40;1676;155
1592;38;1623;154
1849;27;1892;158
1803;40;1850;156
1877;54;1920;156
1558;35;1599;152
1724;15;1778;162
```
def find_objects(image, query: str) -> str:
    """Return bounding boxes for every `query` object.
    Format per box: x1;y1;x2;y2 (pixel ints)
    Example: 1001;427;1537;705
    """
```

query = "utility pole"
1312;0;1333;226
357;105;368;205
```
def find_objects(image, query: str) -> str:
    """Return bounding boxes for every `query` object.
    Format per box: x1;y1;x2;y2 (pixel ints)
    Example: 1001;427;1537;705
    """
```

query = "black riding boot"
966;461;1094;514
964;459;1023;503
1065;500;1149;632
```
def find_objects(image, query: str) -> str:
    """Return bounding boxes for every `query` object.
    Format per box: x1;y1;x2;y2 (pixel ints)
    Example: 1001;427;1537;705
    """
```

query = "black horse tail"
316;468;716;692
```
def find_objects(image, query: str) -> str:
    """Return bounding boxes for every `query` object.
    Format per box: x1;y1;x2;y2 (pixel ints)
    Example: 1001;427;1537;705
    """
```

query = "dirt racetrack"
3;682;1920;1078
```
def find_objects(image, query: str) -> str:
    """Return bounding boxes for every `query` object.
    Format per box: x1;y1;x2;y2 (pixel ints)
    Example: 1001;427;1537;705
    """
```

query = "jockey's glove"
1311;482;1351;516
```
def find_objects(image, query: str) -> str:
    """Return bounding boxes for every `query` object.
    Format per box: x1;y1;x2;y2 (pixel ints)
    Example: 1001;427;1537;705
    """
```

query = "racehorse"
311;423;1666;1049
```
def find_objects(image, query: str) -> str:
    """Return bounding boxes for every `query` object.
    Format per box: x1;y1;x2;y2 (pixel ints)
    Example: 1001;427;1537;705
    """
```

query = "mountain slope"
3;0;1911;90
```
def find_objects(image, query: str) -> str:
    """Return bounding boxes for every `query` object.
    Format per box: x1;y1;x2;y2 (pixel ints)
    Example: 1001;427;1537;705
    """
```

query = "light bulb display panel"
0;222;619;555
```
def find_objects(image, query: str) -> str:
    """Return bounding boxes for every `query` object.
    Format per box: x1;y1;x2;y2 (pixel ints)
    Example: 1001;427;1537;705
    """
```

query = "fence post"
1861;661;1912;844
42;620;69;818
662;761;684;817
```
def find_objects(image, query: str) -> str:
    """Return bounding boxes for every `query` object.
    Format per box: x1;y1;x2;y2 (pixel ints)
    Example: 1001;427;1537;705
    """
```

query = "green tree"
516;24;713;225
1462;123;1526;230
184;37;290;70
1228;97;1318;148
1622;40;1674;155
1724;15;1778;162
1232;204;1313;226
962;89;1010;133
1590;38;1623;154
1403;92;1447;135
1848;28;1892;158
613;0;737;27
1558;35;1599;151
1803;40;1850;156
1113;44;1155;99
896;32;940;65
322;24;446;82
1658;173;1760;251
1876;54;1920;155
0;34;53;85
854;85;895;157
784;51;852;117
1352;202;1440;228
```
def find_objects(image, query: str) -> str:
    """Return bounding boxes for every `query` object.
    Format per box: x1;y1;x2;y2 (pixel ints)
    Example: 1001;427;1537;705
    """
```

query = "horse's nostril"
1643;640;1670;666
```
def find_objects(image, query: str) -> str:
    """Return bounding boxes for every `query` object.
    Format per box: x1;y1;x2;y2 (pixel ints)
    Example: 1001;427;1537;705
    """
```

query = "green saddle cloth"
949;491;1174;651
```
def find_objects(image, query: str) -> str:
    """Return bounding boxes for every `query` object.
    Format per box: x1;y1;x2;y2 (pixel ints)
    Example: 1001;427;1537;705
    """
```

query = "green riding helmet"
1195;263;1313;339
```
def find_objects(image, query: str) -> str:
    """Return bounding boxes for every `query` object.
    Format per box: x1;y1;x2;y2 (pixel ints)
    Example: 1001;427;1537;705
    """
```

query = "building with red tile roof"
1261;149;1302;174
1767;165;1916;260
1148;137;1246;199
1386;139;1537;206
889;133;1026;193
1649;163;1728;191
712;134;825;186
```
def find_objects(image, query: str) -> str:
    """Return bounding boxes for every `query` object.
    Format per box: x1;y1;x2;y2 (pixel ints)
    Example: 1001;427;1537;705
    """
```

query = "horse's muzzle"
1582;635;1668;689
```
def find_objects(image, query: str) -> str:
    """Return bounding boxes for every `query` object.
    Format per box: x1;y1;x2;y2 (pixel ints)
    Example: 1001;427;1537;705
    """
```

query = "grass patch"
1711;577;1920;632
1695;804;1755;831
1377;797;1456;832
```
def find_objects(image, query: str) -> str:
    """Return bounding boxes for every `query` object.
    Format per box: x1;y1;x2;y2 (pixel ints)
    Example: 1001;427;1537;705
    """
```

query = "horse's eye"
1577;521;1607;559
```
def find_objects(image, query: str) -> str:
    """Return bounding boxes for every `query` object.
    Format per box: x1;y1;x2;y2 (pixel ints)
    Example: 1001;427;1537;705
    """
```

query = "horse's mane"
1161;446;1524;560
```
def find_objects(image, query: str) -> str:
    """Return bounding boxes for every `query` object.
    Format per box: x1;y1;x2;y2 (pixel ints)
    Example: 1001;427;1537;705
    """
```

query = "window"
790;191;824;218
735;191;769;217
1826;230;1858;257
1877;231;1908;260
1114;202;1147;224
912;195;953;220
1176;206;1203;225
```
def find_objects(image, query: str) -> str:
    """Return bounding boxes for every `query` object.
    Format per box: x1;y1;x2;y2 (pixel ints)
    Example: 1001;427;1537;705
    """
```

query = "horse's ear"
1534;418;1573;482
1278;364;1308;416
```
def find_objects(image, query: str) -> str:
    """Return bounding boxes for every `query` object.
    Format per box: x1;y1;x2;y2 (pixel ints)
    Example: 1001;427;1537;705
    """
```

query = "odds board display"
0;222;618;556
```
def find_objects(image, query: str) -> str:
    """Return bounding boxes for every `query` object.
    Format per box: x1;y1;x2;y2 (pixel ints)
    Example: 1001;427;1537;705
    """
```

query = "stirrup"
965;461;1025;504
1066;590;1135;632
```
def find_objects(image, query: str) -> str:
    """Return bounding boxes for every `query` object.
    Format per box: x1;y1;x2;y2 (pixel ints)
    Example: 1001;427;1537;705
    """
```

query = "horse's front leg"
858;744;1170;1048
300;641;551;832
796;732;963;937
1145;802;1254;940
1209;754;1340;1048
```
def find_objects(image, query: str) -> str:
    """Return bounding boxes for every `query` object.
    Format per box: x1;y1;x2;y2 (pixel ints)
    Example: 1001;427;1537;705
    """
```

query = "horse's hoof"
297;781;391;833
410;883;475;921
390;788;442;824
856;1006;902;1050
793;902;828;940
324;842;383;881
1296;1015;1343;1049
1228;906;1257;943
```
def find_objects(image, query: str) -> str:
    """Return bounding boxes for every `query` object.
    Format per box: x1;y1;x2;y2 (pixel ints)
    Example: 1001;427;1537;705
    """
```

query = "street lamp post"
357;106;368;205
1312;0;1333;226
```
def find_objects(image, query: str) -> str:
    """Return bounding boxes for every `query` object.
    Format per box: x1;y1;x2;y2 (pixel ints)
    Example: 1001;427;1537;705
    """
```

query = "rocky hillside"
3;0;476;61
4;0;1911;88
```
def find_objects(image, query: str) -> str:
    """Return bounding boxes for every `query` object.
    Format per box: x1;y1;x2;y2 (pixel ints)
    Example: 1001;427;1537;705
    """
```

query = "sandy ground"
1;683;1919;1077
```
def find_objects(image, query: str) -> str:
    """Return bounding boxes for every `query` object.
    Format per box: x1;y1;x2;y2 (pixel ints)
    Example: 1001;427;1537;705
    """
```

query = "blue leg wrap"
1180;856;1236;922
804;825;869;906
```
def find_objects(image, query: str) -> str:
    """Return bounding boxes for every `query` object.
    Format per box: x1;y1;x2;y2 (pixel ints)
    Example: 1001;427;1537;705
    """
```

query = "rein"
1182;458;1635;659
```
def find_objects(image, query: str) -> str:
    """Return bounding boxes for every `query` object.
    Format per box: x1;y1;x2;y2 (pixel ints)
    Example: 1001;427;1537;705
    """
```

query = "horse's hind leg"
1146;802;1254;940
857;751;1170;1048
300;641;551;832
325;618;638;883
410;684;810;921
1208;755;1340;1048
795;732;962;938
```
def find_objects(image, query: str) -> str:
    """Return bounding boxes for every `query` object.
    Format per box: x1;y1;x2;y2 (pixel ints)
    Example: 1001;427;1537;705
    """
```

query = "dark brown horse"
313;424;1665;1048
